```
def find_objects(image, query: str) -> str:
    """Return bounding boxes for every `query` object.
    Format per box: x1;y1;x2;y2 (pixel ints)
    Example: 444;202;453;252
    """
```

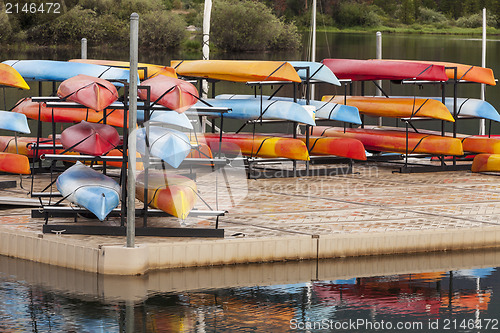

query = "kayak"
147;110;193;129
2;60;135;83
321;59;448;82
12;98;125;127
0;152;30;174
215;94;361;124
138;75;199;113
194;98;315;125
428;97;500;122
312;126;464;156
69;59;177;79
275;134;366;160
321;95;455;122
199;133;310;160
60;121;120;156
0;136;64;158
0;63;30;90
471;154;500;172
56;162;121;221
379;59;496;85
136;126;192;168
135;170;197;219
287;61;340;85
57;74;119;111
171;60;302;82
0;110;31;134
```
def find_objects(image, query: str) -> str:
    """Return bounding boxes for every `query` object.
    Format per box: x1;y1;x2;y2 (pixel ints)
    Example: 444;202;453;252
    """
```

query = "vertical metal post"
310;0;317;99
376;31;382;126
480;8;487;135
127;13;139;248
81;38;87;59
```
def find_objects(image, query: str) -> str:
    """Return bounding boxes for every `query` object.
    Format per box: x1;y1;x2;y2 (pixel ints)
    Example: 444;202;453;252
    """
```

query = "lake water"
2;32;500;332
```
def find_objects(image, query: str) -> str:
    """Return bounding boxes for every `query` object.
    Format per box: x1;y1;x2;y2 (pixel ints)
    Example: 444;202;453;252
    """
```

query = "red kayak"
57;74;119;111
0;152;30;174
321;59;448;82
138;75;199;113
60;121;120;156
12;98;125;127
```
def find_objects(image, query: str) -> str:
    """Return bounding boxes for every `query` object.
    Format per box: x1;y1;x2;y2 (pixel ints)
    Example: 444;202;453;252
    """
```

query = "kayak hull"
287;61;340;85
321;96;455;122
69;59;177;80
201;133;310;160
56;162;121;221
472;154;500;172
0;152;30;174
171;60;302;83
135;171;197;219
0;63;30;90
0;110;31;134
57;74;119;111
61;121;120;156
312;126;464;156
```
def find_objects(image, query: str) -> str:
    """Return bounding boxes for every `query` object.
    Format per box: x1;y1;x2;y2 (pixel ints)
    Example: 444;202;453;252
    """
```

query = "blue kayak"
193;98;316;125
56;162;121;221
215;94;361;125
0;111;30;134
429;97;500;122
138;110;193;129
2;60;135;83
288;61;340;86
136;126;192;168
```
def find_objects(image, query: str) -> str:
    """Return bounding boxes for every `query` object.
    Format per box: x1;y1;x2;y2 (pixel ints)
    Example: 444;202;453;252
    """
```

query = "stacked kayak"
287;61;340;85
0;152;30;174
193;98;315;125
472;154;500;172
321;95;455;122
60;121;120;156
3;60;135;83
199;133;310;160
0;110;31;134
57;74;119;111
56;162;121;221
135;170;197;219
0;110;31;174
215;94;361;125
312;126;464;156
428;97;500;122
0;63;30;90
171;60;302;82
321;59;448;82
138;75;199;112
69;59;177;79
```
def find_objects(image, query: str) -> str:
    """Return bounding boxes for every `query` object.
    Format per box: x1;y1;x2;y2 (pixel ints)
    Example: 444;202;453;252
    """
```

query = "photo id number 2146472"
5;3;61;14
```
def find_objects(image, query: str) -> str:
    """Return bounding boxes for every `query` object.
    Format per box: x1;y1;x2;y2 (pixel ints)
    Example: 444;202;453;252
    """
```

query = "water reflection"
1;249;500;332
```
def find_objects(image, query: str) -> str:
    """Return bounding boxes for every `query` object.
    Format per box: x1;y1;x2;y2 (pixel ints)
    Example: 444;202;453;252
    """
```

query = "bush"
418;6;449;25
334;2;384;27
139;11;186;49
211;0;300;51
0;4;13;42
456;13;497;28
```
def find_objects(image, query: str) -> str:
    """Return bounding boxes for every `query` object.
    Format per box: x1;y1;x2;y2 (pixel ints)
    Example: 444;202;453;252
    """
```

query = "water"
2;32;500;331
1;249;500;332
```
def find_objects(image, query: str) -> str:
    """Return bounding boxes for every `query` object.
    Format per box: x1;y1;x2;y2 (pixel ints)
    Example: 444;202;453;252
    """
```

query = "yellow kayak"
69;59;177;80
321;95;455;122
171;60;301;82
0;63;30;90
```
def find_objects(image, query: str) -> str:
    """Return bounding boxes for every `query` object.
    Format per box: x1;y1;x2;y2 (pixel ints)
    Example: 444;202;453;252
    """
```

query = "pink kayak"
57;74;119;111
60;121;120;156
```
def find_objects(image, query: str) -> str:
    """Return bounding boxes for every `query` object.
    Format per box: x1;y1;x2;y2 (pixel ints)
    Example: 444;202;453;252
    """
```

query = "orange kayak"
379;59;496;86
312;126;464;156
0;63;30;90
69;59;177;80
171;60;302;83
0;136;61;158
57;74;119;111
321;96;455;122
0;152;30;174
135;171;197;219
12;98;125;127
471;154;500;172
199;133;310;160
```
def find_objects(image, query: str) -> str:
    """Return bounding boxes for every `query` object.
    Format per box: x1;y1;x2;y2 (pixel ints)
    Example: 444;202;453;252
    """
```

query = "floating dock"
2;161;500;275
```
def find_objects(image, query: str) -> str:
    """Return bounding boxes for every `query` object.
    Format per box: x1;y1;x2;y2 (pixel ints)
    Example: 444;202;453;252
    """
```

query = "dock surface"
1;161;500;275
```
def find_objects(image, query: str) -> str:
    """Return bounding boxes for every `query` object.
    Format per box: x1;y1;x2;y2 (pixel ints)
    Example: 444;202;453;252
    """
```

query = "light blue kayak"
137;109;193;129
2;60;135;83
288;61;340;86
56;162;121;221
429;97;500;122
216;94;361;125
193;98;316;125
136;126;192;168
0;111;30;134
